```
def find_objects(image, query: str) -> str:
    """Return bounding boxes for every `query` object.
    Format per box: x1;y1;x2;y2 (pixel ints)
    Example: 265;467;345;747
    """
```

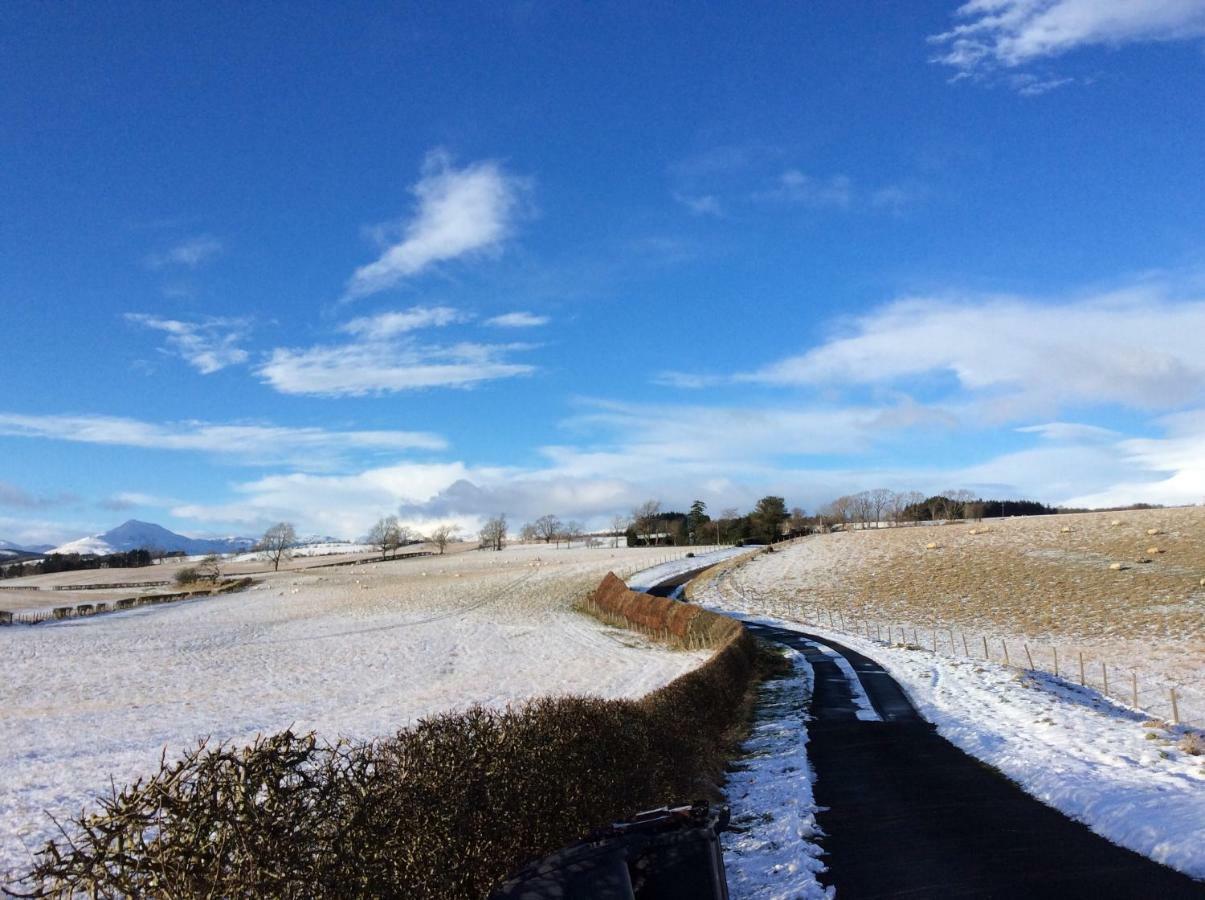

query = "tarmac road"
645;577;1202;898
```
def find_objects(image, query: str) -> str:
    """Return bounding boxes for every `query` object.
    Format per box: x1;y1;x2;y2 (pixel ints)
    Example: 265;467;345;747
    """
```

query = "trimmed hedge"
583;571;743;647
13;575;757;899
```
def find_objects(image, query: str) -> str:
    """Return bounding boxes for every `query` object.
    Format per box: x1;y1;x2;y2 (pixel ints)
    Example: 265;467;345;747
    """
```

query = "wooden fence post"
1078;652;1085;686
1053;646;1059;677
1170;688;1180;725
1102;662;1109;696
1131;671;1138;708
1024;644;1034;670
981;635;989;659
1002;639;1010;666
961;632;970;656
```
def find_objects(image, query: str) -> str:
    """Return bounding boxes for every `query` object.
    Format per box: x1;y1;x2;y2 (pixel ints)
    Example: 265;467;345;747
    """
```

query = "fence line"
743;593;1199;726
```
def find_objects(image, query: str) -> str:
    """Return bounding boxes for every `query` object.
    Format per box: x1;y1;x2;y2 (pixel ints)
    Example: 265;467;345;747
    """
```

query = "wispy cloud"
98;491;176;512
345;150;527;299
485;311;549;328
146;234;223;269
257;340;535;396
125;314;251;374
260;303;535;396
340;306;466;340
930;0;1205;87
0;412;446;470
762;170;853;208
672;192;723;216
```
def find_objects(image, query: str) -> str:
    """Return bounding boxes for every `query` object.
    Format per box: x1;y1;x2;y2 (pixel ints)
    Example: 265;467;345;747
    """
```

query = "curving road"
646;577;1202;898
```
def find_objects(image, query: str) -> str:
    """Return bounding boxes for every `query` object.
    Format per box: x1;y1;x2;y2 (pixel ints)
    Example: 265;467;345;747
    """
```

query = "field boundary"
12;575;760;899
0;577;254;626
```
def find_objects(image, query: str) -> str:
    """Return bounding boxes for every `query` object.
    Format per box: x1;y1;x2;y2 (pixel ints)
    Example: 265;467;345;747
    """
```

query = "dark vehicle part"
490;802;731;900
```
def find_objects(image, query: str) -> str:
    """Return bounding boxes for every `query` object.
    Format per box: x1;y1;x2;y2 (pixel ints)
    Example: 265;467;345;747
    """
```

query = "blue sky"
3;1;1205;544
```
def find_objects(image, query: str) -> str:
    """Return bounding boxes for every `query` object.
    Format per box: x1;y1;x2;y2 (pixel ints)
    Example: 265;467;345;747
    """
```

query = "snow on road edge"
700;590;1205;881
722;647;831;900
624;547;752;593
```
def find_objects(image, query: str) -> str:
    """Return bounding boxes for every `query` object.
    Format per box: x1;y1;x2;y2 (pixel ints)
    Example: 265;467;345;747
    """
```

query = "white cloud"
931;0;1205;80
1061;410;1205;507
171;461;488;537
673;192;723;216
258;338;535;396
125;314;250;374
340;306;465;339
146;235;223;269
741;288;1205;417
345;150;527;299
764;170;853;208
0;412;445;470
485;311;549;328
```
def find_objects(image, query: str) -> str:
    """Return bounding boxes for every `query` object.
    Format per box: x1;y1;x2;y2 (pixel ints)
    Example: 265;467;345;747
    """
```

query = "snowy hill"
49;520;256;556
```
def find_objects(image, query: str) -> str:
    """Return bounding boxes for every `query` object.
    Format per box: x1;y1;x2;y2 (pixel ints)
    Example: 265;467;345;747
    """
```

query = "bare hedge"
12;573;758;899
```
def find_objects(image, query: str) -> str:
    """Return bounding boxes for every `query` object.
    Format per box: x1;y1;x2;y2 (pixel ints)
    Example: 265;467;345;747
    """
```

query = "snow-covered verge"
623;546;752;593
697;577;1205;880
722;648;830;900
0;543;709;881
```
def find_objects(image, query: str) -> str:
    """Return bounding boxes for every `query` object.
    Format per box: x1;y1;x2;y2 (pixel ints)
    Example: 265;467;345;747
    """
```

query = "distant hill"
49;520;257;557
0;540;52;561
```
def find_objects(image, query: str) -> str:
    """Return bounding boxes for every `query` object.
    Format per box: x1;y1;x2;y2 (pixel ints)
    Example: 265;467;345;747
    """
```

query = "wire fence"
743;590;1202;727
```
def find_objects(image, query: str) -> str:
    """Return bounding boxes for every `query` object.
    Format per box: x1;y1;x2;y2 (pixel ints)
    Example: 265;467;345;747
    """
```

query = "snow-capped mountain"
49;520;257;556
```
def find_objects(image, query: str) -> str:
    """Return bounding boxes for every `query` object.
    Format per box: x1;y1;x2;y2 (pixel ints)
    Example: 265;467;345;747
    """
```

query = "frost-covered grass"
711;515;1205;725
0;543;709;880
722;647;829;900
699;569;1205;881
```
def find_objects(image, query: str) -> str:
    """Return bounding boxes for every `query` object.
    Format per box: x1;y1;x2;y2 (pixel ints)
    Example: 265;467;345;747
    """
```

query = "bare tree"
896;490;926;524
827;496;852;528
632;499;662;546
196;554;221;584
366;515;402;560
479;514;507;551
561;520;583;548
519;522;538;542
257;522;296;572
428;523;458;554
867;488;894;529
609;514;629;548
849;491;874;529
533;514;562;545
949;489;976;520
719;506;740;544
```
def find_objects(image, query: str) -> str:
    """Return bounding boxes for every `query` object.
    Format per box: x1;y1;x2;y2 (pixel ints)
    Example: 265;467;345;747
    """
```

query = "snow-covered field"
0;543;711;880
698;568;1205;881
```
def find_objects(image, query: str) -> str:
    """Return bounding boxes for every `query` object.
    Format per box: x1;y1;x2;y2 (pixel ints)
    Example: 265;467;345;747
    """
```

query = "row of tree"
0;549;155;579
815;489;1058;528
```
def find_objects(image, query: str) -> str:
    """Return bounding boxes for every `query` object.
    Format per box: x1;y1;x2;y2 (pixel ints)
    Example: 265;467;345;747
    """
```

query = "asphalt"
645;579;1203;898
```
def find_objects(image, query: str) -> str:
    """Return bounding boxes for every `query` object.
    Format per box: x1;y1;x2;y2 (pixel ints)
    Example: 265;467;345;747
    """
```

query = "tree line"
816;489;1059;528
0;549;155;579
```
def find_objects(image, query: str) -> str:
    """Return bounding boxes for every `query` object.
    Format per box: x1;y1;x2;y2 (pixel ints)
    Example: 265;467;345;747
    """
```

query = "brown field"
712;506;1205;719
